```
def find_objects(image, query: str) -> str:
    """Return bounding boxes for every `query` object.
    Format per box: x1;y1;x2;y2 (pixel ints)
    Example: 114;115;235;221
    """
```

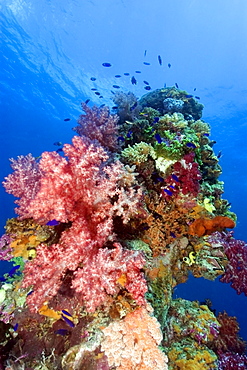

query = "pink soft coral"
4;136;143;225
72;242;147;312
2;153;42;217
73;103;119;150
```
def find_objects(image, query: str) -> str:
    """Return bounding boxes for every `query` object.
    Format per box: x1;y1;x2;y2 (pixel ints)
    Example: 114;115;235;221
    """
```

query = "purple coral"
0;234;13;261
73;103;119;150
208;232;247;295
218;352;247;370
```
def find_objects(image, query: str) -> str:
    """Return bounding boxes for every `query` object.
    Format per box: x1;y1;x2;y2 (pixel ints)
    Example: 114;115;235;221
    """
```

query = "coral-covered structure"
0;88;246;369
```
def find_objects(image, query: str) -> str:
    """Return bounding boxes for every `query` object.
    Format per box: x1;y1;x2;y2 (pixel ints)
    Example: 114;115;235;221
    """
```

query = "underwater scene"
0;1;247;369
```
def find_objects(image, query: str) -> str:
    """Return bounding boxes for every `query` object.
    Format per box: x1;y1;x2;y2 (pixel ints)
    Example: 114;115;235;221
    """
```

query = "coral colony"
0;87;247;369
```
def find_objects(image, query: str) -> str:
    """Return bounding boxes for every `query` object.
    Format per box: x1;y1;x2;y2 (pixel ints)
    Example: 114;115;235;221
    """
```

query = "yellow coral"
203;198;216;213
155;156;176;175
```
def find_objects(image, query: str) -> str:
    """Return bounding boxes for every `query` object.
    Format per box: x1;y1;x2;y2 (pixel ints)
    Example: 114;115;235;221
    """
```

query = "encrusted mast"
0;88;246;369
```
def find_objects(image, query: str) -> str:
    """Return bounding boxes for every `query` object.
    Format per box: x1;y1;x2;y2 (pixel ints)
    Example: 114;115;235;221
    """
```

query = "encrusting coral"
0;87;246;369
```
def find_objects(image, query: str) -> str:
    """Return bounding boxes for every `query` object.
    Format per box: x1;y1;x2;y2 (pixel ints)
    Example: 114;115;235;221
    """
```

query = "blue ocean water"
0;0;246;341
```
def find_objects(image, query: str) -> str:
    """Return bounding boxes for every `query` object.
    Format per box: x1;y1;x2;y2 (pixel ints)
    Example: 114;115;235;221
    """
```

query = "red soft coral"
163;153;201;200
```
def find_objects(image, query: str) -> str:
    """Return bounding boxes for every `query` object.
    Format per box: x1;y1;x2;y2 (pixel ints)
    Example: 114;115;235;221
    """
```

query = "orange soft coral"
188;216;235;237
101;306;168;370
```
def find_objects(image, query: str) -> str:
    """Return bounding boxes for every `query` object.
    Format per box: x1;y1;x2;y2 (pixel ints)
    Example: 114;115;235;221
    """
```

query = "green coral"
121;141;156;165
158;112;188;130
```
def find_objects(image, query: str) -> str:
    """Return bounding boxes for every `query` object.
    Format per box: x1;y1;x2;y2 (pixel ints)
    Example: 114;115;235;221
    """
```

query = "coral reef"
0;87;246;368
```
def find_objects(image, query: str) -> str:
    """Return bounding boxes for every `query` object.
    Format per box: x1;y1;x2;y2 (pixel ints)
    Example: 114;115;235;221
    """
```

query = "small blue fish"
168;63;171;68
13;323;18;331
203;133;209;137
54;328;70;336
85;99;90;104
112;85;120;89
130;102;138;111
95;91;101;95
131;76;137;85
90;77;96;81
156;176;164;182
195;96;200;100
99;96;103;98
163;189;173;196
53;141;62;146
27;290;34;296
158;55;162;65
217;151;222;159
143;80;149;85
135;71;141;73
102;62;112;67
117;136;125;143
115;75;121;78
124;73;130;76
64;118;71;122
144;50;147;57
170;232;176;238
142;225;149;231
153;117;160;123
46;219;60;226
112;106;118;110
175;83;179;88
143;62;150;65
144;86;151;90
164;83;167;88
185;94;193;98
62;309;72;317
169;185;175;189
127;130;133;138
171;174;180;182
186;142;196;148
99;104;105;108
8;265;20;277
62;314;75;328
56;148;63;153
154;133;162;144
91;88;97;91
194;88;197;91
